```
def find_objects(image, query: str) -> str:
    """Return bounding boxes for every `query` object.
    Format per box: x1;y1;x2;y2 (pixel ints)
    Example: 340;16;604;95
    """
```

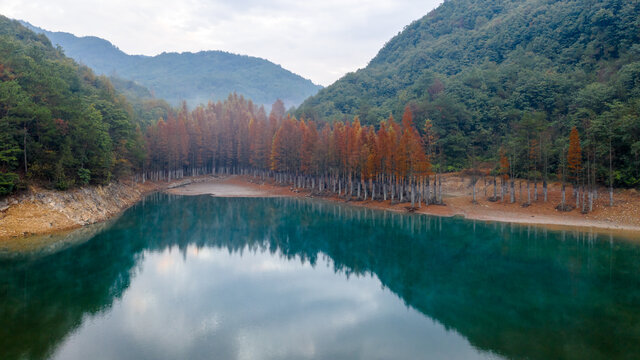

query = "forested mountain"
21;21;322;108
0;16;145;193
296;0;640;187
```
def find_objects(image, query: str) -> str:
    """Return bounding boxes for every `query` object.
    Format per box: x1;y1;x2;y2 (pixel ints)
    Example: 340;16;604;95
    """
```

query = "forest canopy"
295;0;640;187
0;16;145;194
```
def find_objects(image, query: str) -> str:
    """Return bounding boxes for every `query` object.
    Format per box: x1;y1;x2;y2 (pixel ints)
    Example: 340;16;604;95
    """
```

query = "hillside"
21;21;322;108
296;0;640;185
0;16;145;193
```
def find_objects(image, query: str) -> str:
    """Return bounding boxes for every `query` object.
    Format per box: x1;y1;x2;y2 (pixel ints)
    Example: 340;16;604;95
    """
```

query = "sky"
0;0;443;86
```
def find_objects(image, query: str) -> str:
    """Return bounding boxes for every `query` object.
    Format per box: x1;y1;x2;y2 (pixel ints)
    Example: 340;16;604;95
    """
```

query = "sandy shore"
165;181;287;197
168;175;640;239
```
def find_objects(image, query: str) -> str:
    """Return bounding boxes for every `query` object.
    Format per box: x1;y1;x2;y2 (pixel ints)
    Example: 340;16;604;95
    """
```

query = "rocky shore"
0;177;209;240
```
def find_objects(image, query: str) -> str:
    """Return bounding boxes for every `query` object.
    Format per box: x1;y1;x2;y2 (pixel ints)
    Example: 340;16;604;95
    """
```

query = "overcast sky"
0;0;443;86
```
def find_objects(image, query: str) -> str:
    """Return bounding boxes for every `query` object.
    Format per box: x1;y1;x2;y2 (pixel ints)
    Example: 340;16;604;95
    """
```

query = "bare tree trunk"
472;177;477;203
493;177;497;199
438;175;443;204
543;180;548;202
370;179;374;201
425;177;430;205
510;180;515;203
519;181;523;203
411;180;416;207
383;181;387;201
609;139;614;207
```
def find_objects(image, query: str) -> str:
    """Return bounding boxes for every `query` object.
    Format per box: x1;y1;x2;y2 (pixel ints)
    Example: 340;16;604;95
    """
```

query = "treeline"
489;122;609;215
0;16;176;195
143;96;440;207
142;95;615;214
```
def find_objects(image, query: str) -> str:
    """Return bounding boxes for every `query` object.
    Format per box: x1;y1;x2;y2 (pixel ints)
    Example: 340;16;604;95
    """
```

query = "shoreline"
0;176;212;241
2;174;639;243
168;175;640;239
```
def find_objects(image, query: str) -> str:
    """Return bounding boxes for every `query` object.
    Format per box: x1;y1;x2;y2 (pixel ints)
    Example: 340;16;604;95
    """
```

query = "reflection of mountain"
2;194;640;360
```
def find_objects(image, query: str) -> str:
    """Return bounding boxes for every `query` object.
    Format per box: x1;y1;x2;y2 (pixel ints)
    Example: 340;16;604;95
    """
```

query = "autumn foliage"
143;96;434;203
567;126;582;183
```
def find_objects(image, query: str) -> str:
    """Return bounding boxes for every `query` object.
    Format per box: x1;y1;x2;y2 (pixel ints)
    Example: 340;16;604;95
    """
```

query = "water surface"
1;194;640;360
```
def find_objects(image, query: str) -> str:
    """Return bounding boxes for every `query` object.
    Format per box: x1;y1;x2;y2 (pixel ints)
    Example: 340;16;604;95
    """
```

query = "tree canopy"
0;16;144;193
296;0;640;187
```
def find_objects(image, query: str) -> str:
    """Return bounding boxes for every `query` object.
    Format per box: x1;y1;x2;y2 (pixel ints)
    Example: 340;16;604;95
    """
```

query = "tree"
567;126;582;207
499;148;509;202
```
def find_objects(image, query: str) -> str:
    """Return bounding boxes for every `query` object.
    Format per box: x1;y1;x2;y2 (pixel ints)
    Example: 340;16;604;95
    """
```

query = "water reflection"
1;194;639;360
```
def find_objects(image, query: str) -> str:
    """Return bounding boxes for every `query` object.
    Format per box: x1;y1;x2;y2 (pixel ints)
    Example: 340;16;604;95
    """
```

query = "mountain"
0;16;146;193
298;0;640;122
21;21;322;108
295;0;640;185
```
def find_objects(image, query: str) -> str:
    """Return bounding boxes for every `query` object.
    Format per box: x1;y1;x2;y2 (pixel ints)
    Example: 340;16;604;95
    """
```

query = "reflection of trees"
2;193;640;360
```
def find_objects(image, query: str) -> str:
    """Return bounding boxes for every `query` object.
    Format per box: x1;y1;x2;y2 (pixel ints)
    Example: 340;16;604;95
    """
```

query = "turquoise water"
1;194;640;360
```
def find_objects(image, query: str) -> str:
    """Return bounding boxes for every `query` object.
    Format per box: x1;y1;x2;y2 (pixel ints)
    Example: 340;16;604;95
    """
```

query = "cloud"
0;0;443;86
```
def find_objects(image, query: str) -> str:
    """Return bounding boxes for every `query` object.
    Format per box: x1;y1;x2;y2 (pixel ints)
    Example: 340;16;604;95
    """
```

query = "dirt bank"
0;176;212;240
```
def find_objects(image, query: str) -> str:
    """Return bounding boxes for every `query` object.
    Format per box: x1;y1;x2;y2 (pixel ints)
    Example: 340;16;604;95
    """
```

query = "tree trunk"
609;139;614;207
411;181;416;208
472;178;477;203
383;182;387;201
438;176;443;204
610;188;614;207
493;177;497;199
519;181;523;203
425;178;430;205
543;180;548;202
510;181;515;204
23;124;28;174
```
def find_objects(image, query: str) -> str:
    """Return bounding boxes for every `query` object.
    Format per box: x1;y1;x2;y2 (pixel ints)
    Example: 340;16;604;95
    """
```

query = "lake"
1;194;640;360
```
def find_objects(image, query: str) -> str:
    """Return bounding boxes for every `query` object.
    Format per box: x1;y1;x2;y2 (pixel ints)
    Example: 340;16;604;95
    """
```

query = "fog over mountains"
21;21;322;108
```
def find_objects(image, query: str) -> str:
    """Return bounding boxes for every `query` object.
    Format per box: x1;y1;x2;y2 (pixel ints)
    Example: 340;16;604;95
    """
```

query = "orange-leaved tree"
567;126;582;184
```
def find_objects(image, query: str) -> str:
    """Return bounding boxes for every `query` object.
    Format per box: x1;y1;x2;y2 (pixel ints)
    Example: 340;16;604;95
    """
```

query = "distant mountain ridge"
20;21;322;108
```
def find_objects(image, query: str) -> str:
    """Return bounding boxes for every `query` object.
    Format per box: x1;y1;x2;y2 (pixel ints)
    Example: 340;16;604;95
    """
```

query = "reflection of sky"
52;245;501;360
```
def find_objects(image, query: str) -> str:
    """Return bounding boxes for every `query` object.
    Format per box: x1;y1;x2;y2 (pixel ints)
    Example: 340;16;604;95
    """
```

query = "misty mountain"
21;21;322;108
